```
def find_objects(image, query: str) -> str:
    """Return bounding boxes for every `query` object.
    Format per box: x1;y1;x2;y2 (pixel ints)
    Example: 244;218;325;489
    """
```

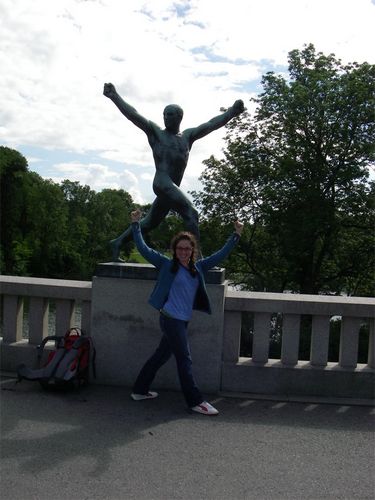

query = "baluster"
339;316;361;368
252;312;270;363
28;297;49;344
222;311;241;362
55;299;75;337
367;318;374;369
2;295;24;343
310;315;330;366
81;300;91;335
281;314;300;365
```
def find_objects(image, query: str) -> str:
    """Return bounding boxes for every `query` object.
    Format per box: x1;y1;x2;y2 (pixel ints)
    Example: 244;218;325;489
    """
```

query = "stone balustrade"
1;274;374;401
0;275;92;371
222;290;374;400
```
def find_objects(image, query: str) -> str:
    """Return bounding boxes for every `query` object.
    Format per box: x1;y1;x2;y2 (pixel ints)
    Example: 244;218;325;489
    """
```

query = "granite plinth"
95;262;226;284
90;271;227;391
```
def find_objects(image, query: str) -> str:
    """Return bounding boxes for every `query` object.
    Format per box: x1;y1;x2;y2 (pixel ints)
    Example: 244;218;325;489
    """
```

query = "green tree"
0;147;70;277
56;183;136;279
0;148;138;279
0;146;28;273
87;188;134;272
193;44;375;295
58;180;95;279
23;173;69;277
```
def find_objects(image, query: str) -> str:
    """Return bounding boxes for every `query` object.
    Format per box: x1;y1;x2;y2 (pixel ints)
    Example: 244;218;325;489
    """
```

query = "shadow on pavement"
1;375;374;500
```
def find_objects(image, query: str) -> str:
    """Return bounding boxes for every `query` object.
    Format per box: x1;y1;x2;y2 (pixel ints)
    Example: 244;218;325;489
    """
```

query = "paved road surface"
1;376;374;500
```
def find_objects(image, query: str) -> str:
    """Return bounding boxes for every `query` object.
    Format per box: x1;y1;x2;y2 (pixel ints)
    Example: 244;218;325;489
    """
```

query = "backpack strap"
54;337;90;381
17;346;67;381
54;350;81;380
37;336;64;366
17;335;65;381
41;348;69;380
69;329;97;379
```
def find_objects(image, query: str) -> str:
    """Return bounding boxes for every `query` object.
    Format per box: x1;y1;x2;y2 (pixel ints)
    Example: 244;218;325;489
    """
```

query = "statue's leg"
109;198;170;262
109;227;132;261
179;202;200;242
140;198;170;233
163;184;202;256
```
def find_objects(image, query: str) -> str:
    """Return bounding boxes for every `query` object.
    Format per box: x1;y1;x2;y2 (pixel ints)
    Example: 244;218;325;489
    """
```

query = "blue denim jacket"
132;222;239;314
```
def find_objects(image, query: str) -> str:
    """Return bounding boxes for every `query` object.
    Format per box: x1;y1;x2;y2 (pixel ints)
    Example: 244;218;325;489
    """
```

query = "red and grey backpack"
17;328;96;389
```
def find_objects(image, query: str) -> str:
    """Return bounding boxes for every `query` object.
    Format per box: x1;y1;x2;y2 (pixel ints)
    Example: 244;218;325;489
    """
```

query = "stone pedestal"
90;263;227;394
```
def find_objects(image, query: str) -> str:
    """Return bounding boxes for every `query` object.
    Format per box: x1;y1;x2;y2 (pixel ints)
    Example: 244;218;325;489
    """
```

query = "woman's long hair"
170;232;197;276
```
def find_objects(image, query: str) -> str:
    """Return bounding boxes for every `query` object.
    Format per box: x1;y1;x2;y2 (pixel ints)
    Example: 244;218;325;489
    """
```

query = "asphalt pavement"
1;375;374;500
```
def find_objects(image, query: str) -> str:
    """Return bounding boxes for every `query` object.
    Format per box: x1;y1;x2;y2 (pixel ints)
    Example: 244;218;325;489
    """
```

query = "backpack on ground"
17;327;96;390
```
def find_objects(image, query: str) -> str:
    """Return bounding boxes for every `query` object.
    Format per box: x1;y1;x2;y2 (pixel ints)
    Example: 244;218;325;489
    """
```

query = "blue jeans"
132;314;203;407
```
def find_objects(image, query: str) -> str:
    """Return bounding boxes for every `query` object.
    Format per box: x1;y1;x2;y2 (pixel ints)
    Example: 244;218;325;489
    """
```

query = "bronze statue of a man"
103;82;244;261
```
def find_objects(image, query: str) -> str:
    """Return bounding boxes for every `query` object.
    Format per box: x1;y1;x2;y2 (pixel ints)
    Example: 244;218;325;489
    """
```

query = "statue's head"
163;104;184;131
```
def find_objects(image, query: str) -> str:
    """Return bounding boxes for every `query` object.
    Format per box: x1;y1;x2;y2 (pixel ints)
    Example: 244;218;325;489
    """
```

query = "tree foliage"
193;44;375;295
1;146;29;273
0;147;135;279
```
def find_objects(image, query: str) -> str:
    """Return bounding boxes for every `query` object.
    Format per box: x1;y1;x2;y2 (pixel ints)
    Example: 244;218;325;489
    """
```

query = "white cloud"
1;0;374;202
50;161;145;203
26;156;45;164
140;173;154;181
127;187;145;205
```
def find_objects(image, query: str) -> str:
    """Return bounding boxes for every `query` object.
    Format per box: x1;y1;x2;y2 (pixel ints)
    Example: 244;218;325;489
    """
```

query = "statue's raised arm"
184;99;245;146
103;82;154;135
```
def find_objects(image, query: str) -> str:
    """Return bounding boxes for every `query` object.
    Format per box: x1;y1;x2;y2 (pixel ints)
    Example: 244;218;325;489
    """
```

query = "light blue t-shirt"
163;265;199;321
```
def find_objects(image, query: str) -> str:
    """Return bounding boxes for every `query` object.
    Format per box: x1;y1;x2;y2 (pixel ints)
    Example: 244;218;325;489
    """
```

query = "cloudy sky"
1;0;374;204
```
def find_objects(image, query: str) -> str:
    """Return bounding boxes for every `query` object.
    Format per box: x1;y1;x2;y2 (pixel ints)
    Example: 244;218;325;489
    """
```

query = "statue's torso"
151;130;190;186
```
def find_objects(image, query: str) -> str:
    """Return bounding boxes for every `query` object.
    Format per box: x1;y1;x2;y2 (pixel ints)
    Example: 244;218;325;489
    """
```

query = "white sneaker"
131;391;158;401
191;401;219;416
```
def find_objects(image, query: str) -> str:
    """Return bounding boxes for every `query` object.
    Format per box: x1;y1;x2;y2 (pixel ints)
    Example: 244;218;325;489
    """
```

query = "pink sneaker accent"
191;401;219;415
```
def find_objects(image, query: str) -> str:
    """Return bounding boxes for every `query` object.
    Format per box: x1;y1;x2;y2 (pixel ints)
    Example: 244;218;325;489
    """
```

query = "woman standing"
130;209;243;415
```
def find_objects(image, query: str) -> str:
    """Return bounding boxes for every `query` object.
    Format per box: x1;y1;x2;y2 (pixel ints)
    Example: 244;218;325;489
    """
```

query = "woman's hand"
234;220;244;236
131;209;142;223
